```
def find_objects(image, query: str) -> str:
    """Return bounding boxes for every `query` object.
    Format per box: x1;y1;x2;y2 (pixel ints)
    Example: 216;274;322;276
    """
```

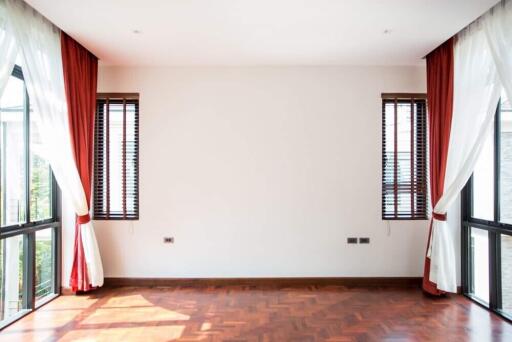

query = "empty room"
1;0;512;340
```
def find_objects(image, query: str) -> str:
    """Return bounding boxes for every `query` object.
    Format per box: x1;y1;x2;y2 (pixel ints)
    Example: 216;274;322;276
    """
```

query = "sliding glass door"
0;65;60;329
462;90;512;320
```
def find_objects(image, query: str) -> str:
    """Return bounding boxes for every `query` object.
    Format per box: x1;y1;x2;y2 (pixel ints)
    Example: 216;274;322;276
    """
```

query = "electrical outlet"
359;237;370;244
347;237;358;244
163;237;174;244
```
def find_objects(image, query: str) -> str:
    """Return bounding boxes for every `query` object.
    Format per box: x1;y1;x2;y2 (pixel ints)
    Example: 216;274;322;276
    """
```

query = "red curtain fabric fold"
423;38;454;295
61;31;98;292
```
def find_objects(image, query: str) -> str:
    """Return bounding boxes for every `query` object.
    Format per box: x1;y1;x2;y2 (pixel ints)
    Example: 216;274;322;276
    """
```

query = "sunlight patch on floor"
60;325;186;342
200;321;212;331
0;296;100;341
81;295;190;325
102;294;155;308
82;306;190;325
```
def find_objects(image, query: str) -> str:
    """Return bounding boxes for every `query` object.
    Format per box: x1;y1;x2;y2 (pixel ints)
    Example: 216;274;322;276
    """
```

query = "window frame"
93;93;140;220
0;65;61;330
461;99;512;323
381;93;428;221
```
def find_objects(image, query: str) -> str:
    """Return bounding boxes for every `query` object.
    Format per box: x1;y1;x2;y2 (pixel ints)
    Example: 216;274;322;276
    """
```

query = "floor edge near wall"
98;277;423;288
60;279;463;297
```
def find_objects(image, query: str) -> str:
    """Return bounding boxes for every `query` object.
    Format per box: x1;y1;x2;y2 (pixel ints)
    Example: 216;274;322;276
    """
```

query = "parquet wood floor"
1;285;511;341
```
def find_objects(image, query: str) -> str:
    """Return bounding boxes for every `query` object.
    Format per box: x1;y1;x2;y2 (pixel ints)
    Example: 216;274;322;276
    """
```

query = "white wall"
62;65;431;282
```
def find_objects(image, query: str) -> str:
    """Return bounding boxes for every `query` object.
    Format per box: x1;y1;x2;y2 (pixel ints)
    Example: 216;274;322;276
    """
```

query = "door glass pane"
500;91;512;225
470;227;489;304
0;235;25;323
396;101;412;215
126;102;137;216
109;102;123;214
35;228;55;303
0;75;27;226
30;114;52;222
473;124;494;221
383;102;395;215
501;234;512;315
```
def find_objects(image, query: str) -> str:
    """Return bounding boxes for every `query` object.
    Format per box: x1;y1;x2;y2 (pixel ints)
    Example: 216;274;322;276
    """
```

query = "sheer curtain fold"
4;0;103;291
485;0;512;103
0;1;17;96
430;23;501;292
5;0;87;214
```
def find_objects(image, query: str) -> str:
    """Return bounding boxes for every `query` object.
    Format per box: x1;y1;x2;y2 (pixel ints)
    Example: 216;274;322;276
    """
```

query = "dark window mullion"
489;229;499;310
22;233;35;310
51;227;58;295
495;101;503;312
495;101;501;224
24;84;30;225
461;170;469;295
469;226;475;295
410;98;415;218
489;102;501;311
106;99;110;219
23;82;36;312
393;99;398;218
495;233;502;311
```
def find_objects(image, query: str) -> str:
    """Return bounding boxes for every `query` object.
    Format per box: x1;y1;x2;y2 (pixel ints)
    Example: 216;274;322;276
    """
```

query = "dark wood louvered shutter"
382;93;428;220
94;93;139;220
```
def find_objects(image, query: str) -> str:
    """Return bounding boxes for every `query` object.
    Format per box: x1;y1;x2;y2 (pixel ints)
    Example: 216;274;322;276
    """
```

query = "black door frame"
0;65;61;330
461;100;512;322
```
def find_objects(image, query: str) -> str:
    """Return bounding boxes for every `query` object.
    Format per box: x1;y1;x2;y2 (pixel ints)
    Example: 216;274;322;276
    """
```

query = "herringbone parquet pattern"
1;285;511;341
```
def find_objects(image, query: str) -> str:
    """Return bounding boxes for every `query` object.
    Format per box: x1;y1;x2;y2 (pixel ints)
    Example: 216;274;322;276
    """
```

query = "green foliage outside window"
30;154;52;222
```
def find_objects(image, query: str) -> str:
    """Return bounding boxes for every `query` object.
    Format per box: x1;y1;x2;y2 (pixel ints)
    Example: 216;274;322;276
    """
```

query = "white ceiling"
27;0;498;66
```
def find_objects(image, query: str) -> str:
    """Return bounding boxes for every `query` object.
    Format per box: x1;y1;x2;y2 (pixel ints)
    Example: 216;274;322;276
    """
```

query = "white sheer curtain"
428;1;511;292
485;0;512;103
0;1;16;96
5;0;103;287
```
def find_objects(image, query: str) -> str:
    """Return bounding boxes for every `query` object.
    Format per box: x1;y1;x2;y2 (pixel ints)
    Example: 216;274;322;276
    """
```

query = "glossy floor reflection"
1;285;511;341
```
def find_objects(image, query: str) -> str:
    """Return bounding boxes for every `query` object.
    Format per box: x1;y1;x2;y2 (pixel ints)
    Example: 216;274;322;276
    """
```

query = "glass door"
0;66;61;329
462;90;512;320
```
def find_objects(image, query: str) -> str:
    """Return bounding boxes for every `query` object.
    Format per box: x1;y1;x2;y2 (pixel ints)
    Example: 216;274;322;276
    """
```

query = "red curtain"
61;32;98;292
422;38;454;295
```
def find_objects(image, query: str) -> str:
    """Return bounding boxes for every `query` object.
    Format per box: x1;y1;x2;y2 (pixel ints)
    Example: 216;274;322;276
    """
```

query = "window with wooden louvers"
382;93;428;220
94;93;139;220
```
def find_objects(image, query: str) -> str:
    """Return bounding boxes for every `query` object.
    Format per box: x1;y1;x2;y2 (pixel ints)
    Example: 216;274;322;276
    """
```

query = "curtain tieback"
77;213;91;224
433;212;447;221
